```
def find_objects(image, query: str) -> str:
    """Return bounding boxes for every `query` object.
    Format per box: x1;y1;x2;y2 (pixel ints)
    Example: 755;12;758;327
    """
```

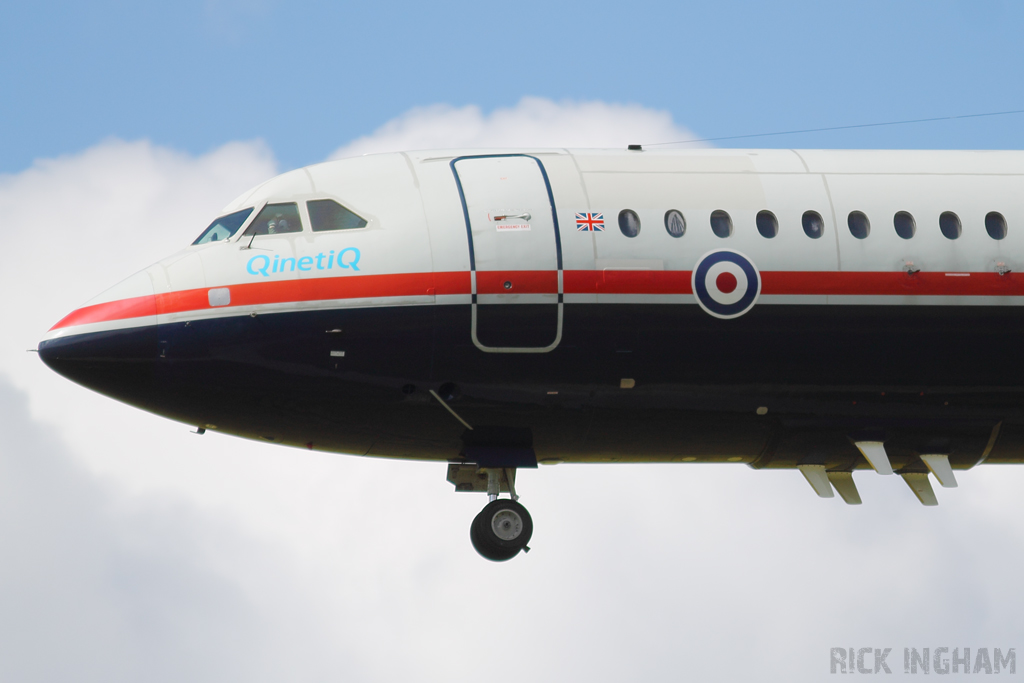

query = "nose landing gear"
448;465;533;561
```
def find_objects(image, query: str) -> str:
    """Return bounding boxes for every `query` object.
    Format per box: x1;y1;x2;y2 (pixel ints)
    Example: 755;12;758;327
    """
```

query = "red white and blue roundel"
691;250;761;319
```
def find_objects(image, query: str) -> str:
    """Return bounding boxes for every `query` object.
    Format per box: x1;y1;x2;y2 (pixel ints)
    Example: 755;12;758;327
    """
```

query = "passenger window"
308;199;368;232
710;210;732;238
894;211;916;239
664;210;685;238
802;211;824;239
756;210;778;238
192;207;254;245
243;203;303;236
939;211;961;240
986;211;1007;240
848;211;870;239
618;209;641;237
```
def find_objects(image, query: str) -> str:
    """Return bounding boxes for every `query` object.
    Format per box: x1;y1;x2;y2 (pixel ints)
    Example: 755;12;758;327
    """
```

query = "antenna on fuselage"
644;107;1024;147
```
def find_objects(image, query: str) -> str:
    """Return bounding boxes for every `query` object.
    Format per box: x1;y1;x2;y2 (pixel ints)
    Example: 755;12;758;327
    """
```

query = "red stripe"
51;272;444;330
434;271;471;296
565;270;693;294
477;270;558;294
761;271;1024;296
570;270;1024;296
49;269;1024;330
50;294;158;330
155;272;436;315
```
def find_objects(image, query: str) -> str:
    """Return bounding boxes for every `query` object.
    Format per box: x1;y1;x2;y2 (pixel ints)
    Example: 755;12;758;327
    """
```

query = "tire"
469;499;533;561
470;514;519;561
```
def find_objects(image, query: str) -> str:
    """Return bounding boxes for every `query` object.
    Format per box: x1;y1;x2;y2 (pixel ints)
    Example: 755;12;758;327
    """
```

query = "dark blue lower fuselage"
38;303;1024;472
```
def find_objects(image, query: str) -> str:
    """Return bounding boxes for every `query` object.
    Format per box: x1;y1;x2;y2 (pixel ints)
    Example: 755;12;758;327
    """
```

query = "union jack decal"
576;212;605;232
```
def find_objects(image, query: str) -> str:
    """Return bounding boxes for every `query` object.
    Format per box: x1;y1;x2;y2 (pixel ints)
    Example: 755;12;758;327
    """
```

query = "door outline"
450;154;563;353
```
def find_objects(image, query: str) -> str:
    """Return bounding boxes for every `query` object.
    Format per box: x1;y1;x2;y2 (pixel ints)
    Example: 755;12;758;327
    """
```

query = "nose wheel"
470;498;533;562
449;465;535;561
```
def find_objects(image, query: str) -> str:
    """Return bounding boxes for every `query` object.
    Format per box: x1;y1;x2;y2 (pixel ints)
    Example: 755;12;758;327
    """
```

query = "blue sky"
3;0;1023;174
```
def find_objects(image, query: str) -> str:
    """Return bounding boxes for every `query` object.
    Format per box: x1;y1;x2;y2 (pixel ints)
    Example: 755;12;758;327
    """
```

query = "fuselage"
37;147;1024;476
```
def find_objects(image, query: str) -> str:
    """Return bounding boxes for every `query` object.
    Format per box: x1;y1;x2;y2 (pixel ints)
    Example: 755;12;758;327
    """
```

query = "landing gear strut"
449;465;533;561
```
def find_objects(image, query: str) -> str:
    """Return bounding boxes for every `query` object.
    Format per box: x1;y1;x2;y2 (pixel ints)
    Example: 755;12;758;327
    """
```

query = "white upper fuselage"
43;147;1024;342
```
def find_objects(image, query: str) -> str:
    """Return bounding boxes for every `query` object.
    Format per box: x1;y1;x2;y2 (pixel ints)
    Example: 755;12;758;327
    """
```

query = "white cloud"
0;378;356;683
330;96;700;159
2;114;1023;681
1;137;276;357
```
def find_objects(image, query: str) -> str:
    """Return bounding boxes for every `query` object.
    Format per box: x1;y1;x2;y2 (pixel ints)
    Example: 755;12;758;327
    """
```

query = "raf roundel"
692;250;761;319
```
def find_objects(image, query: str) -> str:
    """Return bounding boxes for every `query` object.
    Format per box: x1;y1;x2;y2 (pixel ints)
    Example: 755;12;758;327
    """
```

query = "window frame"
938;211;962;240
847;211;870;240
664;209;686;238
710;209;733;238
307;198;370;233
618;209;641;238
801;210;825;240
894;211;916;240
192;207;256;246
756;210;778;239
237;201;307;239
986;211;1008;240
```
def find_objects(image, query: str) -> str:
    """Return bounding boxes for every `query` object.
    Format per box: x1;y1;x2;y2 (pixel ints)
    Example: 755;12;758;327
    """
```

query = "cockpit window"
192;208;254;245
242;202;304;236
308;199;368;232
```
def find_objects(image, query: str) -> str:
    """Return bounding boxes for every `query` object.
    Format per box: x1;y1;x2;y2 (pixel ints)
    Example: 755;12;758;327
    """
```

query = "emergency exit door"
451;155;563;353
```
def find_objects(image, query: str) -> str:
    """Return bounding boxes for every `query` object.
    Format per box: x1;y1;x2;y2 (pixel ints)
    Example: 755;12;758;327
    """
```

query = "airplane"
37;146;1024;561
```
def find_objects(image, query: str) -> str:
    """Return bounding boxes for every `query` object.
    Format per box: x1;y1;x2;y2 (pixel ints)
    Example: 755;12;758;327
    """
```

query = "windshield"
242;203;303;236
192;208;254;245
308;199;367;231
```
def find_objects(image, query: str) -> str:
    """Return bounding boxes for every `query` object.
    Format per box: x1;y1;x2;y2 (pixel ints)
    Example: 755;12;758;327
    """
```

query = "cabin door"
451;155;563;353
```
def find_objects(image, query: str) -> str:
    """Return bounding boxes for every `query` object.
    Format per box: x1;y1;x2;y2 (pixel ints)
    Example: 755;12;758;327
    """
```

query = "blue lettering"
247;251;360;277
247;254;270;277
338;247;361;271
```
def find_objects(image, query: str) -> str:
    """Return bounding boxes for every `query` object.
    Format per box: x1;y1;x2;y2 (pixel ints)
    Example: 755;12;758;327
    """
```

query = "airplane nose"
38;269;160;403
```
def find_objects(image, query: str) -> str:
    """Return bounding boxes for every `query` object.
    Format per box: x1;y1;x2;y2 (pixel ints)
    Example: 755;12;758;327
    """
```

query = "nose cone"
38;269;160;405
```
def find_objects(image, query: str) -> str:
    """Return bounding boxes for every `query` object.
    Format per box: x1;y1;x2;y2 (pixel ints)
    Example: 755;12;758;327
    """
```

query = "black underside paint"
37;303;1024;471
